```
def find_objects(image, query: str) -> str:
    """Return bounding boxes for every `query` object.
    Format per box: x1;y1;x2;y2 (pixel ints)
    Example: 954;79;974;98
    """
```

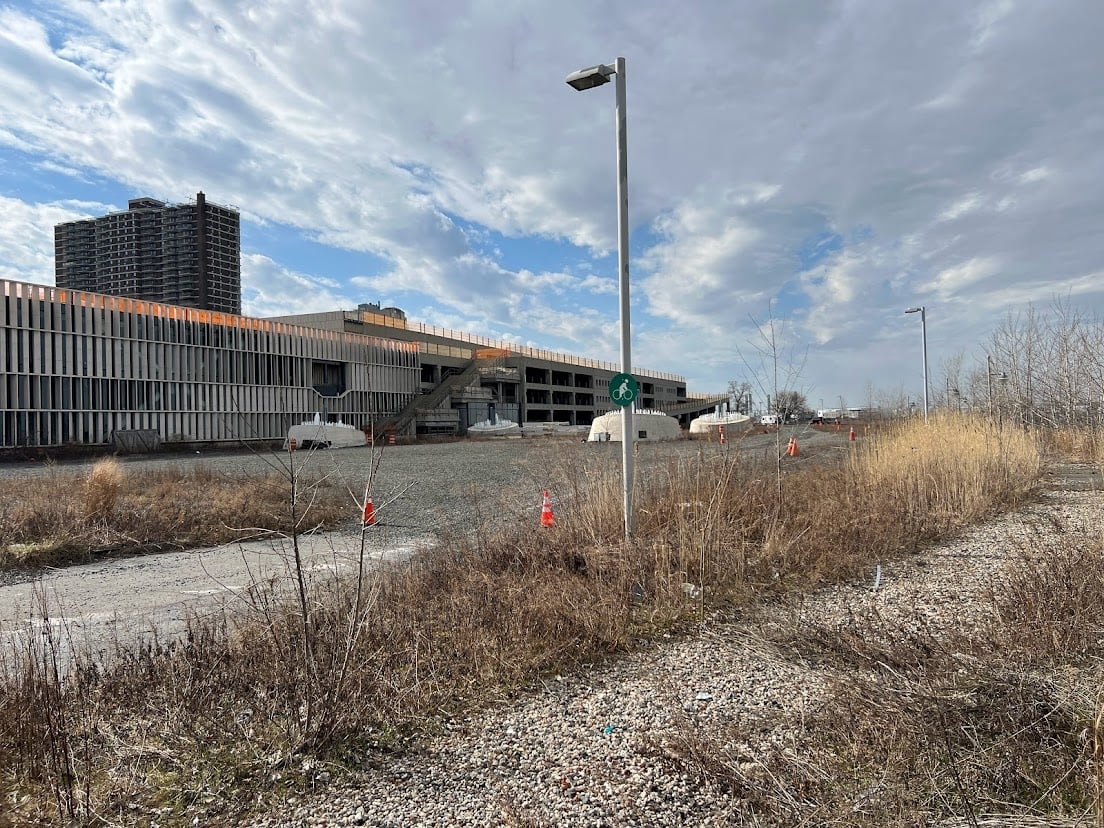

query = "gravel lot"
1;424;834;535
0;427;842;660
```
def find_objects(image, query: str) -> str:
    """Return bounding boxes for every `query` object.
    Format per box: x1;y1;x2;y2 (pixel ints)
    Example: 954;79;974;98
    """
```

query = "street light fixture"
904;306;929;420
566;56;634;537
565;63;615;91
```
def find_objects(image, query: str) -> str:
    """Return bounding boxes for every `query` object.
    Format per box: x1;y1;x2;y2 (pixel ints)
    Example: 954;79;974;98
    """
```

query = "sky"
0;0;1102;409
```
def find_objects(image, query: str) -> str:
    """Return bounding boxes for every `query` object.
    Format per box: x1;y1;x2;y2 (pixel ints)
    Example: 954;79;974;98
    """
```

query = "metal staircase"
380;357;482;436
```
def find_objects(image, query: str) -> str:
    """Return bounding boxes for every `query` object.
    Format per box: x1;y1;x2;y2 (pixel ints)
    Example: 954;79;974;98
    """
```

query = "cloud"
0;195;114;284
241;254;355;318
0;0;1100;402
925;257;1002;297
638;188;829;334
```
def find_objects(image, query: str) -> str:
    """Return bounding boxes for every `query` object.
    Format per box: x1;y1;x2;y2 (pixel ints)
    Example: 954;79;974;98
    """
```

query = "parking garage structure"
1;279;419;450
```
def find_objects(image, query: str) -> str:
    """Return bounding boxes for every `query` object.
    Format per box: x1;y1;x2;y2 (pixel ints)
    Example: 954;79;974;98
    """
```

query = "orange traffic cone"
788;437;799;457
849;426;856;442
362;489;376;526
540;489;555;528
719;425;726;445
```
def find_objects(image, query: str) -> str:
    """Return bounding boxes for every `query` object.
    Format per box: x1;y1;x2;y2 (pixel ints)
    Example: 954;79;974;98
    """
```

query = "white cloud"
925;257;1002;297
0;0;1100;402
938;193;983;222
642;203;764;309
1018;166;1051;185
242;254;355;318
0;195;114;284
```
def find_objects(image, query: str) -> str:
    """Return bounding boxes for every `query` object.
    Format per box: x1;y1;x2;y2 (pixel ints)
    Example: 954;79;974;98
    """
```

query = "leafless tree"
734;301;809;502
983;299;1104;428
727;380;754;414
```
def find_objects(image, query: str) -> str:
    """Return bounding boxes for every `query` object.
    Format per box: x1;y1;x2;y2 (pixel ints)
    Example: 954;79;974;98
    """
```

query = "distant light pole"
987;354;1008;421
905;306;929;420
566;57;634;537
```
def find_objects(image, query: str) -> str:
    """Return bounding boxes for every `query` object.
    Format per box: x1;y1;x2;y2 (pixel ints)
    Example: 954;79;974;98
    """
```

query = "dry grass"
852;413;1041;525
0;414;1063;825
0;460;348;570
650;460;1102;826
1040;426;1104;463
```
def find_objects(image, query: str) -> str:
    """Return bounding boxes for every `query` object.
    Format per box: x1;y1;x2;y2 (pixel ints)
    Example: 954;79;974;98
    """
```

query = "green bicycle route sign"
608;372;638;407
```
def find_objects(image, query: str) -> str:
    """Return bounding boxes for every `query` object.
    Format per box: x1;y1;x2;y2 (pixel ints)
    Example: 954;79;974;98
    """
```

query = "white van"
759;414;780;425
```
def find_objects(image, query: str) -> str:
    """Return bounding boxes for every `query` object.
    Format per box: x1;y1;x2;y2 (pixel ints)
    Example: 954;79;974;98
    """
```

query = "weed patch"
0;462;347;570
0;414;1055;824
652;509;1103;826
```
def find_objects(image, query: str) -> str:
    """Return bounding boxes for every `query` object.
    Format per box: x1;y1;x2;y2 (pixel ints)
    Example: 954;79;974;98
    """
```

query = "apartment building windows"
55;192;241;315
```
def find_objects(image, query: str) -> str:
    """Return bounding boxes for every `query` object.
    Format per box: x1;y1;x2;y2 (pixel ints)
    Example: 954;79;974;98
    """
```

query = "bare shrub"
83;457;124;520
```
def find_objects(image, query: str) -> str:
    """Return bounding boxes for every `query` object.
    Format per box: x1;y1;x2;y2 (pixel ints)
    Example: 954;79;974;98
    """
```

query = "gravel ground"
0;430;832;666
7;432;1078;826
237;472;1103;827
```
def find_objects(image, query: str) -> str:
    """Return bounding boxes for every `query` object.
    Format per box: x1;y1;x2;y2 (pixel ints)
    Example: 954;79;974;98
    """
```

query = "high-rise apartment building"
55;192;241;315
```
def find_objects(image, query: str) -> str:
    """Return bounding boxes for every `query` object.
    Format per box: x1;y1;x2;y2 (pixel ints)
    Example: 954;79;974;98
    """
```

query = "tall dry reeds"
850;412;1040;525
1039;425;1104;464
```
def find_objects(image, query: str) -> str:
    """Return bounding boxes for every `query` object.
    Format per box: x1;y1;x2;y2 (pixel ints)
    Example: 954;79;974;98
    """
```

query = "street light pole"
993;355;1002;421
905;306;929;420
567;57;634;537
987;355;1008;424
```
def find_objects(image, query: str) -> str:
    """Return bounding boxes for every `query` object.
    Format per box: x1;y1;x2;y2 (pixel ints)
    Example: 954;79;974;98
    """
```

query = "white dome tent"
587;409;681;442
689;402;751;436
286;413;367;449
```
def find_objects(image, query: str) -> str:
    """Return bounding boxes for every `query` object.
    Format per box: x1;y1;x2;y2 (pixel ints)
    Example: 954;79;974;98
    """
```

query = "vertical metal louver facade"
1;279;419;449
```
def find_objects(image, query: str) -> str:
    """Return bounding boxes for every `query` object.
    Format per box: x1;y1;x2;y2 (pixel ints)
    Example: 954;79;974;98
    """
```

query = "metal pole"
987;354;994;419
614;57;634;537
920;307;929;420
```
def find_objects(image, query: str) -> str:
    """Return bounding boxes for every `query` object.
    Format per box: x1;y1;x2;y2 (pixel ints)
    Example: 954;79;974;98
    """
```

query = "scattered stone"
238;485;1100;826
